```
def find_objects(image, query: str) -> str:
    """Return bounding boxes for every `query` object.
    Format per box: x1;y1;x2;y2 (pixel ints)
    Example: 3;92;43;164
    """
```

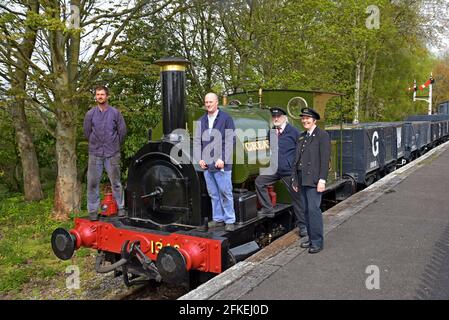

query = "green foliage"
0;106;59;197
0;109;20;196
0;187;95;294
0;193;64;292
433;54;449;105
125;0;436;126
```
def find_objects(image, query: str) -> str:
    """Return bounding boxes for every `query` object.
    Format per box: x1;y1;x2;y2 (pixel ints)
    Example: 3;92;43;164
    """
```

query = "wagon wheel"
342;174;357;196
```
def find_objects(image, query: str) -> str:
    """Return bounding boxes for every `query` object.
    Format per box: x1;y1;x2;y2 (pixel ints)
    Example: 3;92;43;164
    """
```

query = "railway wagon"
405;114;449;146
364;122;405;166
326;122;402;186
403;121;431;161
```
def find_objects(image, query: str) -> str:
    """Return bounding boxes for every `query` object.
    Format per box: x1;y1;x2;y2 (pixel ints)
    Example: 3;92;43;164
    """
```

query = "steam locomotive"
51;57;449;288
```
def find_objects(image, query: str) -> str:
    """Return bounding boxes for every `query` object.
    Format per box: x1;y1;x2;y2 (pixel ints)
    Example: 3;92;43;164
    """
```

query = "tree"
433;54;449;106
1;0;181;220
0;0;43;201
0;107;21;193
127;0;438;122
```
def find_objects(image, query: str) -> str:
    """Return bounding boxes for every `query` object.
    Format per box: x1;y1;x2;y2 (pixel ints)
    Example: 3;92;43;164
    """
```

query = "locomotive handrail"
128;216;197;229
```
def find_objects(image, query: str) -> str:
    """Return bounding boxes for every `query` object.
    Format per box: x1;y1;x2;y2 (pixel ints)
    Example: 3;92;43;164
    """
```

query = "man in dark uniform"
255;107;308;237
292;107;331;253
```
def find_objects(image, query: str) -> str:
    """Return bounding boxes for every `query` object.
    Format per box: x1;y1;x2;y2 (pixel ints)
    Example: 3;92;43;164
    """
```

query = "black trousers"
255;173;307;232
299;186;324;248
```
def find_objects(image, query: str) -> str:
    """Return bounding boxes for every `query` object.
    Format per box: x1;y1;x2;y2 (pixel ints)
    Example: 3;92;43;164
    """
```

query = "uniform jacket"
270;123;301;177
193;109;236;172
291;126;331;187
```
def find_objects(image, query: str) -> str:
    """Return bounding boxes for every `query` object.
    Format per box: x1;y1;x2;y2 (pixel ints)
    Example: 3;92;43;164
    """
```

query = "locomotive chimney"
155;57;190;138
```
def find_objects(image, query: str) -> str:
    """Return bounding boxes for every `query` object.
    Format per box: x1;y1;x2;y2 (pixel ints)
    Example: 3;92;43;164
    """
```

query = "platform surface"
180;141;449;300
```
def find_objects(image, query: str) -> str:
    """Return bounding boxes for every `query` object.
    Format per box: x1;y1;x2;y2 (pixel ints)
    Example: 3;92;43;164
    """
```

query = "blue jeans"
203;170;235;224
300;186;324;248
87;153;124;213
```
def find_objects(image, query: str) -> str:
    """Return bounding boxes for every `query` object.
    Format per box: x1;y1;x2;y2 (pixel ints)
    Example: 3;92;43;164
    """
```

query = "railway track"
115;280;188;300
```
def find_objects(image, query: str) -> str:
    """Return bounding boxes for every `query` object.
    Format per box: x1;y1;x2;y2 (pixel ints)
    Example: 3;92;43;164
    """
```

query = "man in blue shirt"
255;107;307;238
83;86;127;220
194;93;236;232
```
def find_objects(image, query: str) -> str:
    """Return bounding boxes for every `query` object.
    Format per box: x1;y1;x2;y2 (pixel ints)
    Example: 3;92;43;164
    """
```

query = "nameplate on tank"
244;140;270;152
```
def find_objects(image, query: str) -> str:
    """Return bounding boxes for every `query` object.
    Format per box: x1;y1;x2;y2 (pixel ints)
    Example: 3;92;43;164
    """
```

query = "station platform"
180;140;449;300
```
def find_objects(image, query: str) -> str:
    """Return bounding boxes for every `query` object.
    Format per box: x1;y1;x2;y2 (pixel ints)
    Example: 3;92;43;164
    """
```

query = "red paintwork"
100;192;118;217
257;185;277;209
69;218;223;273
267;185;277;207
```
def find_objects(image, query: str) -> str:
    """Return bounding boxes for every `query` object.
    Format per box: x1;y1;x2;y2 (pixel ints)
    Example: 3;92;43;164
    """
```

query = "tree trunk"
9;101;44;201
354;44;367;124
50;0;81;220
354;57;362;124
7;0;43;201
53;106;81;220
365;50;378;119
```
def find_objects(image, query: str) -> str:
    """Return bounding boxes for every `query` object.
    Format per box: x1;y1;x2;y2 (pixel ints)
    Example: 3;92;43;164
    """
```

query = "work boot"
225;223;235;232
89;211;98;221
300;240;310;248
299;228;308;237
308;246;323;254
208;220;225;228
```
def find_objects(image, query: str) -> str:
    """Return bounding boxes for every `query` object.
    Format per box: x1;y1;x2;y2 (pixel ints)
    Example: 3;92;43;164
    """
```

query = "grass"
0;189;93;296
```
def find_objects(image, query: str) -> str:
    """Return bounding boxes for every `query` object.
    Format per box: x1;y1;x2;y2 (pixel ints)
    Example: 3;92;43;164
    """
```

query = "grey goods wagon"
402;121;431;161
405;114;449;146
366;122;405;163
327;122;403;186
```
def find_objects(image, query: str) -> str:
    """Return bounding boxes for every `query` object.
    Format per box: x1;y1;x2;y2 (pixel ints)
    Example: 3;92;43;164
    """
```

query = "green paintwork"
225;89;342;201
188;105;273;184
226;89;312;129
